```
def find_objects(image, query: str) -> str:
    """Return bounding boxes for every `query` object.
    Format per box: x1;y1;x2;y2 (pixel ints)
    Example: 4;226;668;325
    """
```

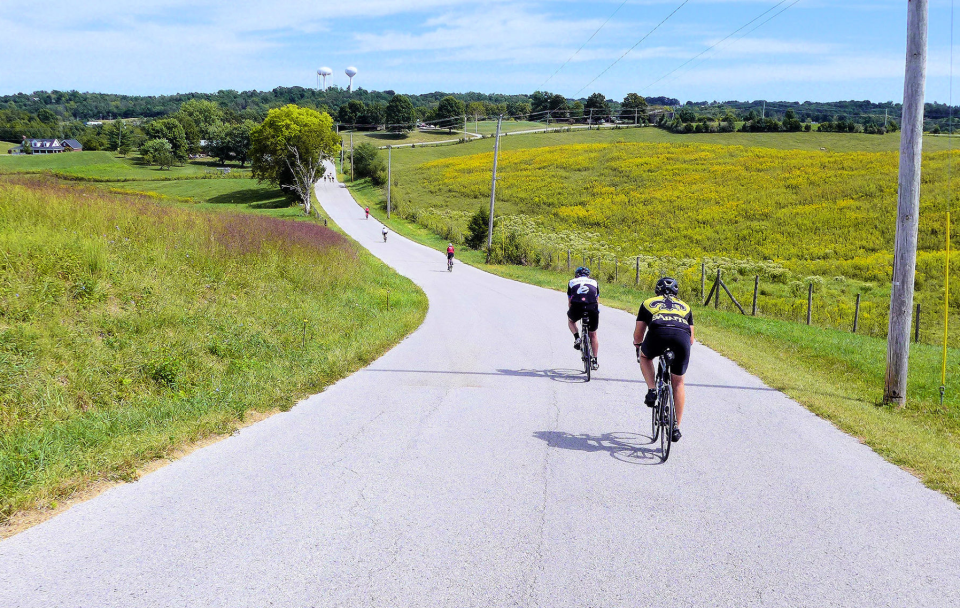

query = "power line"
575;0;691;96
642;0;798;93
540;0;630;89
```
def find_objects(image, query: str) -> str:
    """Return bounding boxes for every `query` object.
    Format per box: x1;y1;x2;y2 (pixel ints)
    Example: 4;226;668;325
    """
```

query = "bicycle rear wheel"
660;383;675;462
581;317;591;381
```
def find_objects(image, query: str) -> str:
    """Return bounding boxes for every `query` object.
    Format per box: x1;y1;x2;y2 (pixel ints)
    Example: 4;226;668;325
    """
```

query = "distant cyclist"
365;206;370;219
634;277;694;443
382;226;388;241
567;266;599;370
446;243;455;268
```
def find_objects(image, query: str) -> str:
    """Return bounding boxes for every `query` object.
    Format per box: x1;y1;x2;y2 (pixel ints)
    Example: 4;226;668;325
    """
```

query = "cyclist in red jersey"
364;206;370;219
446;243;455;269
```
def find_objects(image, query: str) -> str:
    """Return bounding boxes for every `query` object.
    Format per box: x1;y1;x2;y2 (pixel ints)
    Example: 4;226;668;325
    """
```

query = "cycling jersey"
567;277;599;306
637;296;694;333
447;246;455;258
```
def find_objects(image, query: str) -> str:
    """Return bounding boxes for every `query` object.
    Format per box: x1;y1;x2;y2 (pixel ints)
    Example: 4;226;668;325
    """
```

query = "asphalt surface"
2;164;959;607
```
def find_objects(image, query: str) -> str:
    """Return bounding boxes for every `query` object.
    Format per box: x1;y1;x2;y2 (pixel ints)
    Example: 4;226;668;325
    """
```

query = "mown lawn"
0;151;250;181
101;178;291;209
0;177;426;522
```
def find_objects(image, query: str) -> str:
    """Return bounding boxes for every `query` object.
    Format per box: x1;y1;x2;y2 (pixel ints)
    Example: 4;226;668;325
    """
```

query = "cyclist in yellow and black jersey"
633;277;695;443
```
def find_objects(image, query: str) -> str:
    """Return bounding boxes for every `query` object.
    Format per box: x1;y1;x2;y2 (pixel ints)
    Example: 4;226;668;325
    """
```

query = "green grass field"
102;178;291;209
0;176;426;521
0;151;251;181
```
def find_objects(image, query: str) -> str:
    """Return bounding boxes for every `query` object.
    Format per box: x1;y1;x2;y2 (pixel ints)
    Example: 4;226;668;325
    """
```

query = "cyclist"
446;243;455;268
365;206;370;219
382;226;388;242
633;277;694;443
567;266;599;370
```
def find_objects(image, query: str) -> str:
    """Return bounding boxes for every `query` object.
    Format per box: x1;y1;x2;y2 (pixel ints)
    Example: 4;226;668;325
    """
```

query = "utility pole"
387;145;392;219
762;101;766;119
350;131;354;181
885;0;929;407
464;114;467;138
487;115;503;251
589;109;593;129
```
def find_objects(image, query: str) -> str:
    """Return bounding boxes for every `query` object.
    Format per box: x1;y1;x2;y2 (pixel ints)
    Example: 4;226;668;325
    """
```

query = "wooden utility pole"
350;131;354;182
487;115;503;250
386;145;392;219
885;0;929;406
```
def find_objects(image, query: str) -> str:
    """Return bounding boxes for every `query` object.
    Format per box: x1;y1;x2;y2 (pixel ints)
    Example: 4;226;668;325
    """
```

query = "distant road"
0;162;958;607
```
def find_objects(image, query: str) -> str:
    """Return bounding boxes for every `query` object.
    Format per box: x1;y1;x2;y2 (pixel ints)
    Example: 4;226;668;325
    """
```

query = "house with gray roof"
8;138;83;154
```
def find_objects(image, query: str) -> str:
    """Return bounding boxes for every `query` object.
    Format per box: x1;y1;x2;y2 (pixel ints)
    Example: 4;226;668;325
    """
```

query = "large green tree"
143;118;188;161
250;104;340;215
436;96;466;132
385;94;416;132
621;93;648;122
178;99;224;138
584;93;609;121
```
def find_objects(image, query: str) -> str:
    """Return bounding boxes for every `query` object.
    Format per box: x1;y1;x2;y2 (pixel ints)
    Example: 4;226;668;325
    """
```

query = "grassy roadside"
0;176;427;524
347;178;960;504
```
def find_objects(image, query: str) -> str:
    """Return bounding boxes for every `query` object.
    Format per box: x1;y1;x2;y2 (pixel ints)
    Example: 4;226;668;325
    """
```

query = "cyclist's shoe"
591;357;599;370
644;389;657;408
671;427;682;443
573;337;581;351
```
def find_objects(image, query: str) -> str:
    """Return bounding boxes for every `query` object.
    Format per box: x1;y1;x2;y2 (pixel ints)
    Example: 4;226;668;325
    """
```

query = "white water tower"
345;66;358;92
317;67;332;90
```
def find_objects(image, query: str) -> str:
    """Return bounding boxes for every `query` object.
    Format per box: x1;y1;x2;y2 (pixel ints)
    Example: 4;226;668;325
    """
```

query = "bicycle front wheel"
581;319;591;381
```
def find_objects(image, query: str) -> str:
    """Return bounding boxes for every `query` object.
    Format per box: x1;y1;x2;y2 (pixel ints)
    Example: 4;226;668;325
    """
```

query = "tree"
360;102;386;129
37;108;57;124
530;91;551;114
585;93;609;121
677;107;696;123
250;104;340;215
436;96;466;132
466;101;485;121
621;93;647;122
178;99;224;138
385;94;416;132
337;99;365;125
548;94;568;119
140;138;175;169
208;121;253;165
353;142;387;185
570;101;585;119
782;109;802;132
465;205;490;249
143;118;188;161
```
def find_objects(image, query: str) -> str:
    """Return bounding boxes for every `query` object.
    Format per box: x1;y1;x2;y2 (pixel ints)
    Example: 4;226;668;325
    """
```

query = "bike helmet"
575;266;590;278
655;276;679;296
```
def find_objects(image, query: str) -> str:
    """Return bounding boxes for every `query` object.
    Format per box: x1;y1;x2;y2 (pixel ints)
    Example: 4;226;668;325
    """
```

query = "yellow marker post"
944;212;951;394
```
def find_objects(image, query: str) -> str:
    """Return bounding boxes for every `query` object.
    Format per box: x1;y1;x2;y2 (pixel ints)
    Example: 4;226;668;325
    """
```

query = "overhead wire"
540;0;630;89
575;0;691;96
641;0;799;93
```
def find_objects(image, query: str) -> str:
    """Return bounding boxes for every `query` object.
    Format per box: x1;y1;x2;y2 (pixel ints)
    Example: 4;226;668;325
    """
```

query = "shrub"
465;205;490;249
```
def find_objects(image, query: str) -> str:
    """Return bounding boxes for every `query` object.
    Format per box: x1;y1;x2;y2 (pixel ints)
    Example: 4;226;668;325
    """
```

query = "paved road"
2;166;959;607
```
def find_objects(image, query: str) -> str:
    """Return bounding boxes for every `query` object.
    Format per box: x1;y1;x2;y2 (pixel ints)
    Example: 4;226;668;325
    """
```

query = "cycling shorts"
447;252;454;259
640;327;691;375
567;304;599;332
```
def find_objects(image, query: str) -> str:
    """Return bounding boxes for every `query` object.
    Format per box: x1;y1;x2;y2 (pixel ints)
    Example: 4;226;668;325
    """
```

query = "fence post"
807;283;813;325
701;262;706;300
567;250;571;271
615;258;619;282
915;303;921;343
715;269;721;309
636;257;640;286
853;293;861;333
752;275;759;316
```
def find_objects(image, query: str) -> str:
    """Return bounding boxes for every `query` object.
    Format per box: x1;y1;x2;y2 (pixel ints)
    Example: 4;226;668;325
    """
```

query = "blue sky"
1;0;958;103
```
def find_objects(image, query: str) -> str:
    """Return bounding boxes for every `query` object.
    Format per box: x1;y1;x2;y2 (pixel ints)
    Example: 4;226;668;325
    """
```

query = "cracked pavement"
1;163;959;607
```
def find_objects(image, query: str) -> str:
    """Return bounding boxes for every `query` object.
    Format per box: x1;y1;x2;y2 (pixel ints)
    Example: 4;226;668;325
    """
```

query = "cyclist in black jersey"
567;266;600;370
633;277;694;443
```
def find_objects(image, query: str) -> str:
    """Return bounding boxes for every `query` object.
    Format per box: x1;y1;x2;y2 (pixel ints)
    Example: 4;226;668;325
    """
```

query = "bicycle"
580;310;593;382
649;349;676;462
382;231;388;242
447;257;454;272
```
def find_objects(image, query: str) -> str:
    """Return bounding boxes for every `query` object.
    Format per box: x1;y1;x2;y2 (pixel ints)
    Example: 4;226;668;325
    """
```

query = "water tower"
345;66;358;92
317;67;332;90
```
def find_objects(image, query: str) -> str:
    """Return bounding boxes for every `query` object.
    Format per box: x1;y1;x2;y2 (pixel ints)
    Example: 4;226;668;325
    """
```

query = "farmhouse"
8;138;83;154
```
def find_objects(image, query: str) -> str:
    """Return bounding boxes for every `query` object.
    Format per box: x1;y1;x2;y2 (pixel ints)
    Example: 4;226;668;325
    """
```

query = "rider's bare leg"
672;374;686;425
639;354;655;390
589;330;599;357
567;318;579;336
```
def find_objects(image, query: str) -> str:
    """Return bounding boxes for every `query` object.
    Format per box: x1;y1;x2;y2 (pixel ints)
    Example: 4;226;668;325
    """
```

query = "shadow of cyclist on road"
532;431;663;465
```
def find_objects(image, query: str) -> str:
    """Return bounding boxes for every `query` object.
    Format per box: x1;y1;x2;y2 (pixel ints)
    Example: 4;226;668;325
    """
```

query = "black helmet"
655;277;679;296
575;266;590;278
